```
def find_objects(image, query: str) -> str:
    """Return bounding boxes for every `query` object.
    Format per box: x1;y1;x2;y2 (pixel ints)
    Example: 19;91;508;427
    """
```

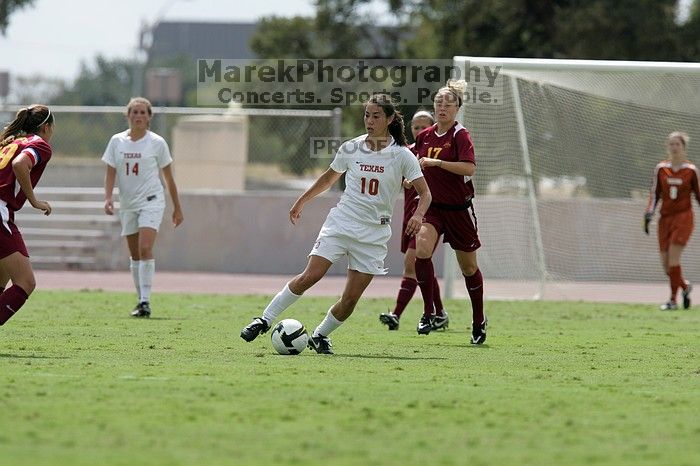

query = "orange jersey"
647;160;700;217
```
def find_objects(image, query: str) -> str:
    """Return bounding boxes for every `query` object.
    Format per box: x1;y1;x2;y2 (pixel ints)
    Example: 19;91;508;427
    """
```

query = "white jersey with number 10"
328;134;423;229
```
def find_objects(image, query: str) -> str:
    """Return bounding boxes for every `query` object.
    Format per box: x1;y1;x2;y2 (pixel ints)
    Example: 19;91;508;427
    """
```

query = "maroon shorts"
423;204;481;252
0;219;29;259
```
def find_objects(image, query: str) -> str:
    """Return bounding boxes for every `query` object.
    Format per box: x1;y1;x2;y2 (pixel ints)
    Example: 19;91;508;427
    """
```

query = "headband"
38;108;52;127
446;88;463;106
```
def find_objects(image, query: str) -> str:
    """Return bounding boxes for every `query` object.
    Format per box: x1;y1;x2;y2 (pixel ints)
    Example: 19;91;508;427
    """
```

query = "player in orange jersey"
645;131;699;310
0;105;54;326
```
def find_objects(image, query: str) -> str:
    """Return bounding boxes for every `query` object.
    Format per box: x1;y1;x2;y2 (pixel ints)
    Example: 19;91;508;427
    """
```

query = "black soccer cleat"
682;283;692;309
432;311;449;331
379;312;400;331
240;317;271;342
308;334;333;354
470;317;488;345
130;302;151;318
416;314;434;335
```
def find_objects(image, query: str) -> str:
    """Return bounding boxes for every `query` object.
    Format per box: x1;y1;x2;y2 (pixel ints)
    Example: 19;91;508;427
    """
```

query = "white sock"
139;259;155;303
130;258;141;301
262;283;301;323
313;308;343;337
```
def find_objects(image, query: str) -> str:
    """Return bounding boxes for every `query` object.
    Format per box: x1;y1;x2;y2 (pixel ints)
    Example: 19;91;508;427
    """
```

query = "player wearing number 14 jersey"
241;94;431;354
645;131;699;311
102;97;183;318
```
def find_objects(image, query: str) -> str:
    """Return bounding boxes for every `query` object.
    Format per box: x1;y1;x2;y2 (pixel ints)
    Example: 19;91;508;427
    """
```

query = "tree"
52;56;138;106
679;0;700;60
553;0;682;60
398;0;685;61
48;56;140;158
250;0;405;59
250;16;318;58
0;0;35;35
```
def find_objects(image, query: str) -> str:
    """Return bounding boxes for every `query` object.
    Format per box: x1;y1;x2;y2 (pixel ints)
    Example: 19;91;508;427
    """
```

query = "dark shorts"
658;210;693;251
423;204;481;252
0;220;29;259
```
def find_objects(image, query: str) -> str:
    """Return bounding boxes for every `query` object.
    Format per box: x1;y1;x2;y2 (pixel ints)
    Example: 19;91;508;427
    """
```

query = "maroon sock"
679;266;688;291
415;257;435;317
432;276;444;316
464;269;484;325
393;277;417;318
669;265;682;302
0;285;29;325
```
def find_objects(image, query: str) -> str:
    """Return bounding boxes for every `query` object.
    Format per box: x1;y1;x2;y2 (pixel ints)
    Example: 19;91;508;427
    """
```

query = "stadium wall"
149;193;690;282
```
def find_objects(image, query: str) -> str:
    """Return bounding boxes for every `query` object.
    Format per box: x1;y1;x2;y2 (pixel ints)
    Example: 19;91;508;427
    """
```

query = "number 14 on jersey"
126;162;139;176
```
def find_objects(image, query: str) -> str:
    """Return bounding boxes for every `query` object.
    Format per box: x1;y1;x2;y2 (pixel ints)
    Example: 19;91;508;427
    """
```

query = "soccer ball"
270;319;309;355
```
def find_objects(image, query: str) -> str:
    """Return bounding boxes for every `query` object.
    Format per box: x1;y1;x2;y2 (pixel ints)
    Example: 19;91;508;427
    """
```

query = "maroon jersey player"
379;110;448;331
412;80;487;344
0;105;54;327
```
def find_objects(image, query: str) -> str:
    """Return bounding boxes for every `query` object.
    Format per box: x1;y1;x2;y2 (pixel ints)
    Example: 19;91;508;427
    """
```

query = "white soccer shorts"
119;206;165;236
309;231;389;275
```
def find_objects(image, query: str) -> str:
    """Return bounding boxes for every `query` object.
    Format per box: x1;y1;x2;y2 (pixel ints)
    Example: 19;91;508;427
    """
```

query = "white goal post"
442;56;700;300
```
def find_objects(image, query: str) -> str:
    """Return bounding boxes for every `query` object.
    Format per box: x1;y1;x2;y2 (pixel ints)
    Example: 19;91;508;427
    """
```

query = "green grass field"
1;290;699;466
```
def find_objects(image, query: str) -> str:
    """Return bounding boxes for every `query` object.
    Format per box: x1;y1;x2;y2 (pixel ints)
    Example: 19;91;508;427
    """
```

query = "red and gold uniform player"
645;131;699;310
411;80;487;344
0;105;54;326
379;110;448;331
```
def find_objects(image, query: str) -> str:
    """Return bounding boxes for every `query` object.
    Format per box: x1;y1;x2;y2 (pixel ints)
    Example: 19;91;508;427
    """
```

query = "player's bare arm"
406;177;431;236
419;158;475;176
12;153;51;216
104;165;116;215
162;165;184;227
289;168;343;225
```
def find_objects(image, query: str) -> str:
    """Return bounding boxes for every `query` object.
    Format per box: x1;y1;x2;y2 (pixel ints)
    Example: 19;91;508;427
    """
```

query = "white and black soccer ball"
270;319;309;355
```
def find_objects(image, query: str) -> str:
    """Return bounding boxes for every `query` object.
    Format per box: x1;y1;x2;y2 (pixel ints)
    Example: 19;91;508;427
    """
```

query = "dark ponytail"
0;104;53;148
365;93;408;146
388;113;407;147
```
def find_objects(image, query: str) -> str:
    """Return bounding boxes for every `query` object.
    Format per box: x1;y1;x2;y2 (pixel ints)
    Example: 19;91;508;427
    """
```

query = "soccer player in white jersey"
102;97;184;318
241;94;432;354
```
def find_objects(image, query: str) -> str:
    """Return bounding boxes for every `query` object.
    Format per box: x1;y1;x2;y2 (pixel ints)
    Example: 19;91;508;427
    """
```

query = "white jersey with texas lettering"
102;130;173;211
327;134;423;238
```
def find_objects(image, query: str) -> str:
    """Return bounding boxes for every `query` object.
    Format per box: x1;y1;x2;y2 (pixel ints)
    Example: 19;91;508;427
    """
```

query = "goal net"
443;57;700;300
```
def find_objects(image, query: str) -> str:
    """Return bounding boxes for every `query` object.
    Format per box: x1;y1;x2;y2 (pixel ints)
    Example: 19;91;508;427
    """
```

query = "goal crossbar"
453;56;700;74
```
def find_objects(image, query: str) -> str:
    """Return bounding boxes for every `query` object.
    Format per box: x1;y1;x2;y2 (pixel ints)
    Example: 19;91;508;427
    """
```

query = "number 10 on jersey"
360;177;379;195
126;162;139;176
